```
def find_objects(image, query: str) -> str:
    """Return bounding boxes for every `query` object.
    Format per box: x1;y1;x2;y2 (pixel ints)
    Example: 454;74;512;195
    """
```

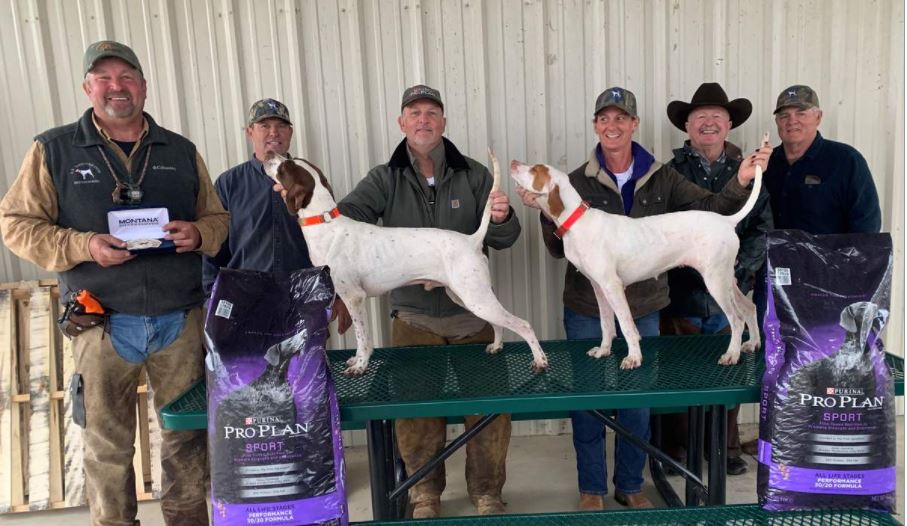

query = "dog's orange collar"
300;207;341;226
554;201;590;239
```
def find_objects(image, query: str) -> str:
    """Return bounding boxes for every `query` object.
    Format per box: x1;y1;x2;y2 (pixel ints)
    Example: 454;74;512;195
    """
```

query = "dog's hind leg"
342;292;374;376
452;287;548;371
446;287;504;355
732;286;760;353
701;271;745;365
586;281;616;359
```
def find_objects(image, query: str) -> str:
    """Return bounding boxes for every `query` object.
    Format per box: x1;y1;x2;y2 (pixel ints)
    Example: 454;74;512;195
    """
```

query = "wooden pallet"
0;281;161;513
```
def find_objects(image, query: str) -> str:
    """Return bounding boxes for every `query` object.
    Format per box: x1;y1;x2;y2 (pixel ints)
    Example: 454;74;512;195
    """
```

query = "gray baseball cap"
83;40;143;77
773;85;820;114
247;98;292;126
401;84;444;110
594;87;638;118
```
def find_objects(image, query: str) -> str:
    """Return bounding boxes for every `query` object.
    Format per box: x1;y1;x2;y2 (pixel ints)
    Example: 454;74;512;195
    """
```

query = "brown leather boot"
579;493;605;511
614;490;655;509
411;497;441;519
471;494;506;515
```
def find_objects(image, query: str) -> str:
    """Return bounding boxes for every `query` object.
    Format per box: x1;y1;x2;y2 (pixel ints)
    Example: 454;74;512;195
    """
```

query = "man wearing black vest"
0;41;228;525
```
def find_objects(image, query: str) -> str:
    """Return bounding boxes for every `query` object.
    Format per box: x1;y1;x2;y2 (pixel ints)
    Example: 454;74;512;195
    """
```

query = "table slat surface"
355;504;902;525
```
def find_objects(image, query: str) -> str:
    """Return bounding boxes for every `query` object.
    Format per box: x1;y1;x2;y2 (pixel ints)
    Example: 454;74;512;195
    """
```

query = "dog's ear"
276;160;316;215
547;185;565;217
296;157;336;200
529;164;551;193
839;303;859;333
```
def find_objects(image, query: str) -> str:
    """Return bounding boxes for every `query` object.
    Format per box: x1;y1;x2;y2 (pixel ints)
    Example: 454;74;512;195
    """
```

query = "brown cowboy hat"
666;83;752;131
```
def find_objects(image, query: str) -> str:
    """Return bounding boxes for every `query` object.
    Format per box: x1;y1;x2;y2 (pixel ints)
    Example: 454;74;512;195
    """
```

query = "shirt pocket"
635;193;667;216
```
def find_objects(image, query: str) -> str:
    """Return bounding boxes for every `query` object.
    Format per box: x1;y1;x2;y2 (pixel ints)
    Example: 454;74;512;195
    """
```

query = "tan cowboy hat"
666;83;752;131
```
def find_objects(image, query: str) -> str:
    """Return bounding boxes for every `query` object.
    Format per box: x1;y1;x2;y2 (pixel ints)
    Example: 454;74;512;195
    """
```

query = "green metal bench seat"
357;504;902;525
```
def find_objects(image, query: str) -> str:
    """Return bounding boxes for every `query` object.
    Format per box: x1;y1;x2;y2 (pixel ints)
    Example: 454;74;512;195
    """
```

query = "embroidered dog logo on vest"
70;163;101;184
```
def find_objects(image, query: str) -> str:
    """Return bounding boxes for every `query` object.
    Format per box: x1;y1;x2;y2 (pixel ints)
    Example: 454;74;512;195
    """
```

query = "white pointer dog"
264;152;548;375
510;159;763;369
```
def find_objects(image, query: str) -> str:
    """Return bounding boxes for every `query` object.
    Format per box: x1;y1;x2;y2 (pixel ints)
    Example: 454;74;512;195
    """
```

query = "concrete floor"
0;422;902;524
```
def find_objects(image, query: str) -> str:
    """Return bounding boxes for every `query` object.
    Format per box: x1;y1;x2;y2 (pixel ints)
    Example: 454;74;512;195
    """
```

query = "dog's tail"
726;163;762;225
727;133;769;225
472;148;501;248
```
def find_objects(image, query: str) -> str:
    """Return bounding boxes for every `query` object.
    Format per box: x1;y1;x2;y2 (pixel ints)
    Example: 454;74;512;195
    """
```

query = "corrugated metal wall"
0;0;903;432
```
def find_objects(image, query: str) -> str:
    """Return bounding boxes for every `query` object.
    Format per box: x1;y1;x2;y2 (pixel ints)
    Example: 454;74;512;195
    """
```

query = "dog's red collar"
300;207;341;226
554;201;590;239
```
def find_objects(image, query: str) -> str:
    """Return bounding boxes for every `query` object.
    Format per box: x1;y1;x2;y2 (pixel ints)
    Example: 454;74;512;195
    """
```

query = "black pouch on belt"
70;373;86;427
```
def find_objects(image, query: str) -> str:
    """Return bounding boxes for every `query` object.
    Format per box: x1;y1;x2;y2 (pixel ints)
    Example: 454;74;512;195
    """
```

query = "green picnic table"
161;335;904;521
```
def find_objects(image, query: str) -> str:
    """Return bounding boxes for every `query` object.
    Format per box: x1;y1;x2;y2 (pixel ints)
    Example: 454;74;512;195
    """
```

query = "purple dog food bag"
205;267;348;525
757;230;894;512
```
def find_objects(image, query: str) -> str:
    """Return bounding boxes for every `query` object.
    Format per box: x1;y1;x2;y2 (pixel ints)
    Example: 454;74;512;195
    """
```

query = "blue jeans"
565;307;659;495
684;312;729;334
108;310;187;363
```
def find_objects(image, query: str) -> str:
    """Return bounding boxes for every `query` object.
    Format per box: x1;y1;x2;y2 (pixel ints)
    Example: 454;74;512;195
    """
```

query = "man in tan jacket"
0;40;228;526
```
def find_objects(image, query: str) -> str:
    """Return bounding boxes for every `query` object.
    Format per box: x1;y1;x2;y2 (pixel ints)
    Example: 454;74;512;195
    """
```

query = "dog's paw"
718;352;740;366
620;355;642;369
530;355;549;373
740;340;760;354
343;356;369;376
586;346;611;359
485;343;503;355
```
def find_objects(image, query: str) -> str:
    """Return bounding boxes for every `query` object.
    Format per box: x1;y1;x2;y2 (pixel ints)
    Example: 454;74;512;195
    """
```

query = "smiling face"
398;100;446;152
82;57;147;121
593;107;638;155
685;105;731;151
247;117;293;161
775;106;822;147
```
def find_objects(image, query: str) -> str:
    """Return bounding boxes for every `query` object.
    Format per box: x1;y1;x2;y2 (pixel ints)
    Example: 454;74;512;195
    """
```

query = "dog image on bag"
263;151;548;376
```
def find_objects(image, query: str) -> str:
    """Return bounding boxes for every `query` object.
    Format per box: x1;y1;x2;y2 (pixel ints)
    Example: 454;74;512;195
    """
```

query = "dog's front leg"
587;281;616;359
342;294;373;376
599;278;643;369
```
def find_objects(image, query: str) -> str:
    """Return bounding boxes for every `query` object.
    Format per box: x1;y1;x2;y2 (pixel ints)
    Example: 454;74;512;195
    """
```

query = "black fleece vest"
37;109;203;315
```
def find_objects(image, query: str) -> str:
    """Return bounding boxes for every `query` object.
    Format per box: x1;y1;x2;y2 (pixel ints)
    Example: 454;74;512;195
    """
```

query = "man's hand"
515;186;543;210
163;221;201;253
489;191;510;223
737;132;773;186
88;234;135;267
331;296;352;334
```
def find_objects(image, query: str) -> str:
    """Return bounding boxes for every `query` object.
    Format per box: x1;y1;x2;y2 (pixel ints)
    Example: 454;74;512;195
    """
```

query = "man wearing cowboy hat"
659;82;773;476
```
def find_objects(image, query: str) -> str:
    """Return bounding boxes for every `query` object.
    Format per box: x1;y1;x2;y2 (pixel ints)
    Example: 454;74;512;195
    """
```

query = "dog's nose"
510;160;520;171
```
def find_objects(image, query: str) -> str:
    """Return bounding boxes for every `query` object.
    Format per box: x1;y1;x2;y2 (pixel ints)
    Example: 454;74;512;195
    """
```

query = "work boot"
579;493;605;511
411;497;441;519
614;490;655;509
471;494;505;515
727;456;748;476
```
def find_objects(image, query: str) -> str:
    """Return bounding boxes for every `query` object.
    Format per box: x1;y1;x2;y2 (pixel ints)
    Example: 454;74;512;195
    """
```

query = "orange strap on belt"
300;208;341;227
75;290;105;314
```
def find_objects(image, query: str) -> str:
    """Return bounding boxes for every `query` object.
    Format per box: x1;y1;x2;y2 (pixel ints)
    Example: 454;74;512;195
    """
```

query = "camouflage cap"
773;85;820;114
84;40;143;77
401;84;444;111
247;98;292;126
594;87;638;118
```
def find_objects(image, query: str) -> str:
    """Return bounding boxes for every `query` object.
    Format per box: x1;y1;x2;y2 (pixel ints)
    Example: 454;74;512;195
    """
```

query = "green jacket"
541;146;751;319
663;142;773;318
338;138;520;317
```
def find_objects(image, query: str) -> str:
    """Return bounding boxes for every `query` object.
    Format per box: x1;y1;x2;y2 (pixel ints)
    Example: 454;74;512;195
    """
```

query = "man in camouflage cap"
763;85;880;234
204;98;350;333
1;40;228;525
336;84;520;518
515;85;771;511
